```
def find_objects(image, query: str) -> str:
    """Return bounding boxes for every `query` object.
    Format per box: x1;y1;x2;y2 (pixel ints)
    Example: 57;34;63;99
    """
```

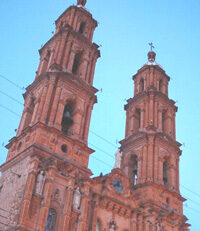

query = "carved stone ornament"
113;149;122;169
35;170;45;195
109;220;116;231
73;187;81;210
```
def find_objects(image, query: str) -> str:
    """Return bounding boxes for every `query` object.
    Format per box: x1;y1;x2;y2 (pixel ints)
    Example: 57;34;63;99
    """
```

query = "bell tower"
7;0;100;166
120;49;189;230
0;0;100;230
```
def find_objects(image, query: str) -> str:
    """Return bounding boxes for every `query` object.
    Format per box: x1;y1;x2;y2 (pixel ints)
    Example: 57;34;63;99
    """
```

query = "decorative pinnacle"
77;0;86;6
147;42;156;63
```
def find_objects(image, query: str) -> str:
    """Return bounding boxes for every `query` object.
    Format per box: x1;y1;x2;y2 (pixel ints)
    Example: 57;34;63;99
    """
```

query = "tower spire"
77;0;86;6
147;43;156;64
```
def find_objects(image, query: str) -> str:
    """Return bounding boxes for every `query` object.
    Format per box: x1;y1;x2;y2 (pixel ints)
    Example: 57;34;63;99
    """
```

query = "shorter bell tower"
120;49;189;230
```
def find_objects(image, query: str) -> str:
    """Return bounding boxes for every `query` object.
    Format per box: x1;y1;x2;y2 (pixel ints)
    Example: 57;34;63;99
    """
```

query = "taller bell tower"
120;50;189;230
0;1;100;230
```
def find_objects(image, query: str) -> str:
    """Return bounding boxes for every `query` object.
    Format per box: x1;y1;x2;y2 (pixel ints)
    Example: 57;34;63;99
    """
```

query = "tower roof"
147;50;157;65
77;0;87;7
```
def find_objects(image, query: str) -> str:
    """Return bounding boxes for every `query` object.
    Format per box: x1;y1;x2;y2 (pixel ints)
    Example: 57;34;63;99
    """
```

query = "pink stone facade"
0;1;189;231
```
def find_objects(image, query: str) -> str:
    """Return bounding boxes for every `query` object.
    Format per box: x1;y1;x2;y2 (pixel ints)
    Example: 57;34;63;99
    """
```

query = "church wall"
95;207;130;231
0;156;30;228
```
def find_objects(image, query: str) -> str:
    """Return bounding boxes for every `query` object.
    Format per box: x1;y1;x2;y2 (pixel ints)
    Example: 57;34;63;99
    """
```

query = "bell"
64;110;72;119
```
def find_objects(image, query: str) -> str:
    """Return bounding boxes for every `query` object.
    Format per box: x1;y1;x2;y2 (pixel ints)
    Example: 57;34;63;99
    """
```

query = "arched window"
72;52;81;74
139;78;144;92
158;79;163;92
96;220;101;231
61;102;74;134
45;208;57;231
136;109;141;130
163;161;169;186
78;22;86;34
131;155;138;187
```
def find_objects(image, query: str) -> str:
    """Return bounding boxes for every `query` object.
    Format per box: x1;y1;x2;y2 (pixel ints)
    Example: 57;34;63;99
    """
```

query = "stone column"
147;135;154;181
63;40;73;70
154;100;158;128
158;157;164;184
137;156;143;184
36;165;56;231
176;156;180;192
142;145;147;183
77;182;90;231
149;93;154;126
145;99;149;127
48;83;62;126
158;109;162;131
154;145;159;182
83;104;93;141
61;178;75;231
17;95;32;134
56;34;67;65
41;76;56;123
68;51;76;73
137;213;143;231
131;211;137;231
150;67;154;86
30;98;40;126
88;55;98;84
54;100;65;130
90;200;97;231
141;108;145;129
18;156;40;226
36;83;48;122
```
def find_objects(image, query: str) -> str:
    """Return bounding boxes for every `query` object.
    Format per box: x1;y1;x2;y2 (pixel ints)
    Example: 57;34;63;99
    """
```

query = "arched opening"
131;155;138;187
96;219;101;231
45;208;57;231
163;161;169;186
61;102;74;134
139;78;144;92
136;109;141;130
78;22;86;34
72;52;81;74
158;79;163;92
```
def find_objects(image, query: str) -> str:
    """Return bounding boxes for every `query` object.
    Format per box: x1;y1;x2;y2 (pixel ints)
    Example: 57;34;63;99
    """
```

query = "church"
0;0;190;230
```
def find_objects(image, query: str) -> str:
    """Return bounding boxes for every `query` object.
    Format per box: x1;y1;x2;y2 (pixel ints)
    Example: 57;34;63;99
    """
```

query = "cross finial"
148;42;155;51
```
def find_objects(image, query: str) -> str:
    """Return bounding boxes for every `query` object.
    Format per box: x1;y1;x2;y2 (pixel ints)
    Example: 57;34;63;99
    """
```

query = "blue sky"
0;0;200;230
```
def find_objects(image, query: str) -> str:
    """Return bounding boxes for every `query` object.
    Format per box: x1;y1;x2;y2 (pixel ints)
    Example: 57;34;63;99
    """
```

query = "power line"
184;204;200;214
89;130;118;149
0;104;21;117
1;103;200;216
0;74;119;150
0;75;200;207
90;155;113;168
0;74;25;91
181;184;200;199
0;90;23;106
89;142;115;160
184;196;200;207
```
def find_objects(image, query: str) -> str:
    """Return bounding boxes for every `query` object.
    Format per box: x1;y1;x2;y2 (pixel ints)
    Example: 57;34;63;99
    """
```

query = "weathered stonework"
0;1;189;231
